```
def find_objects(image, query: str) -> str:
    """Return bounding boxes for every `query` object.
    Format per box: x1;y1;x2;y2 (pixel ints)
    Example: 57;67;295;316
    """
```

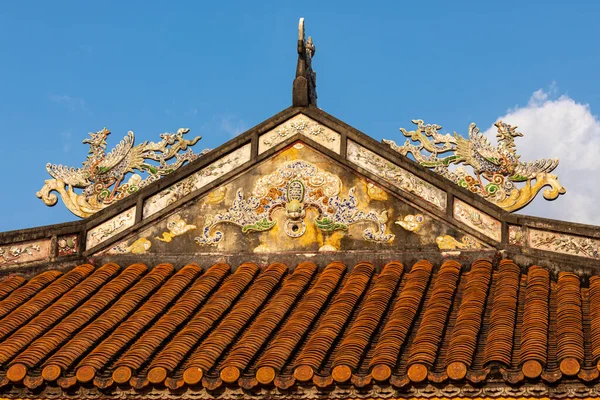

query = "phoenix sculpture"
383;120;565;212
37;128;205;218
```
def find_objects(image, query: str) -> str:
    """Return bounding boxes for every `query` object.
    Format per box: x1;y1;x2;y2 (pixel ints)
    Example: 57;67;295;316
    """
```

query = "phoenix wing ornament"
384;120;565;212
37;128;205;218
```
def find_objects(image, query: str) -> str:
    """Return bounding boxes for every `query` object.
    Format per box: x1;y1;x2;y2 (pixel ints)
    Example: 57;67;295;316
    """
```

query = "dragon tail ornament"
37;128;207;218
383;120;565;212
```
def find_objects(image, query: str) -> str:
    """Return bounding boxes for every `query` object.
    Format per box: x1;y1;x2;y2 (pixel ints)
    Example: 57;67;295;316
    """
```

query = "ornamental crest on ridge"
37;127;207;218
384;119;565;212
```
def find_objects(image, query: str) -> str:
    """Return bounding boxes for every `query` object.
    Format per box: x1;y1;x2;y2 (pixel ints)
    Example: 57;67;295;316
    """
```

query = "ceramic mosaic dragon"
383;120;565;212
37;128;206;218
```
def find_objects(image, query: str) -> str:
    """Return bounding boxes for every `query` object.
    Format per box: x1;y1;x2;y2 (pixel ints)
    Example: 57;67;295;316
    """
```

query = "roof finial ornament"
293;18;317;107
36;128;206;218
383;120;566;212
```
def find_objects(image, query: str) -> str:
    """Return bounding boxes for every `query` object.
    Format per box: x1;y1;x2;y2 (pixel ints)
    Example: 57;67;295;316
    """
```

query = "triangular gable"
1;106;600;272
80;108;510;258
96;140;494;256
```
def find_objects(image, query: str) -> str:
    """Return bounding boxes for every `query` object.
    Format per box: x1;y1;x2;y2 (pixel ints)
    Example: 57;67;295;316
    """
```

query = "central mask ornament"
195;160;393;246
284;180;308;237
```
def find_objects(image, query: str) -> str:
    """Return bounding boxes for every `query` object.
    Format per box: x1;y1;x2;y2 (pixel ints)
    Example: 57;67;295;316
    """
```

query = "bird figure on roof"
46;128;137;199
453;121;559;185
384;119;565;212
37;127;204;218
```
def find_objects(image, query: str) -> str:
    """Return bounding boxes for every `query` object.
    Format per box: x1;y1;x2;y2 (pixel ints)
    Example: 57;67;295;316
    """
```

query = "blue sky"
1;1;600;231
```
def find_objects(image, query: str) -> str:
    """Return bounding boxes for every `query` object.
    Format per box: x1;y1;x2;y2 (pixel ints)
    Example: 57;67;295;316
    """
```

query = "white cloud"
219;116;247;138
50;94;91;115
61;131;73;153
483;85;600;225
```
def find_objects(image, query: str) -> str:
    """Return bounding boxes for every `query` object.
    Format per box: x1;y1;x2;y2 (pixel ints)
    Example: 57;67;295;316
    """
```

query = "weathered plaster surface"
86;207;136;249
101;142;487;255
143;144;252;217
346;140;447;210
453;199;501;242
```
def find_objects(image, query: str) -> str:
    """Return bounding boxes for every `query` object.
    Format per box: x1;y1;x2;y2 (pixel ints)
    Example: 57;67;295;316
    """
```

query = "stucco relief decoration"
347;141;447;210
530;229;600;260
436;234;483;250
508;225;527;246
37;127;208;218
453;199;502;242
258;115;340;154
143;144;251;217
57;235;78;256
195;160;394;246
86;207;136;249
107;238;152;255
384;119;566;212
396;214;425;233
156;215;197;242
0;239;50;267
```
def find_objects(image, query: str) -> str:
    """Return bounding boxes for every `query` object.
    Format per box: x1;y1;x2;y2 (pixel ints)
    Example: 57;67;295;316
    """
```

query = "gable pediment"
2;107;600;272
98;141;495;256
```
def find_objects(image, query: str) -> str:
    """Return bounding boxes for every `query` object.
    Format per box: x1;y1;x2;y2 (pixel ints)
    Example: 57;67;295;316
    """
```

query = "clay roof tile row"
1;258;600;395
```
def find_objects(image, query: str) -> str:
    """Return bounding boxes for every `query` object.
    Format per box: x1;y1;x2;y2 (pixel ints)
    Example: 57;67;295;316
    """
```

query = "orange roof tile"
0;259;599;396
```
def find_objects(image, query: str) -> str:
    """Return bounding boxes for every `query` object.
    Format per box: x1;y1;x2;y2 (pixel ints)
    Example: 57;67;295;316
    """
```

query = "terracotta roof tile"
0;265;93;345
7;263;122;379
1;258;600;395
520;265;550;378
369;260;432;381
41;263;148;377
556;272;584;375
446;259;492;379
75;263;186;382
589;275;600;364
183;262;288;385
0;276;26;301
407;260;461;382
220;262;316;383
112;263;230;384
484;259;520;366
146;262;259;383
255;261;345;383
332;261;403;382
293;262;374;382
0;271;62;320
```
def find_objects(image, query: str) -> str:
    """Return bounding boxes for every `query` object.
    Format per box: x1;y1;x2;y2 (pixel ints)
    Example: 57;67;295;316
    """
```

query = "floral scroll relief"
143;144;251;218
347;140;447;210
529;229;600;260
195;160;394;246
86;207;136;249
0;241;48;267
453;199;501;242
258;115;341;154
